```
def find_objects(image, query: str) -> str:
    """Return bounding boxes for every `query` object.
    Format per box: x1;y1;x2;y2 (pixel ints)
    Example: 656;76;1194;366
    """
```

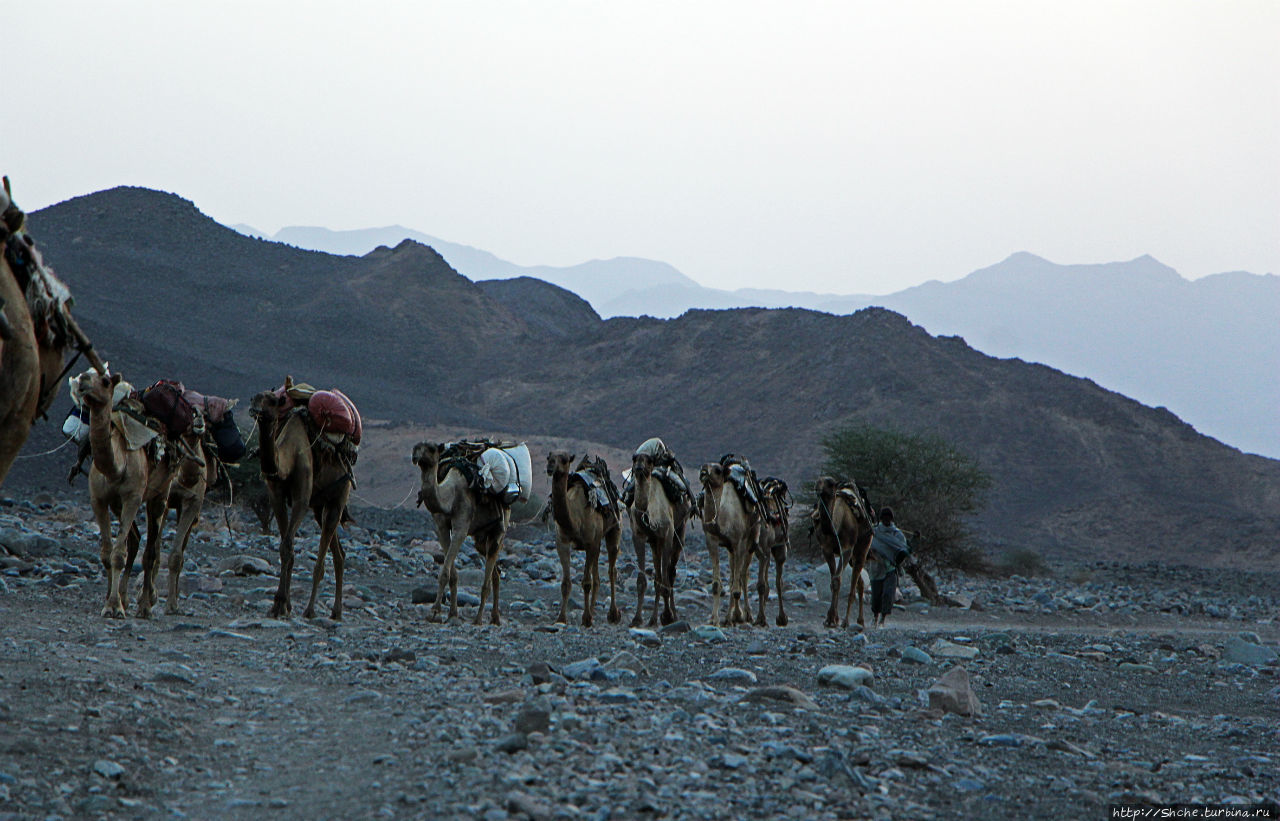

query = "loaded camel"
628;452;690;627
249;385;353;620
813;476;876;629
155;414;218;615
752;478;792;627
411;442;511;626
697;461;761;626
546;451;623;626
0;179;100;484
76;370;175;618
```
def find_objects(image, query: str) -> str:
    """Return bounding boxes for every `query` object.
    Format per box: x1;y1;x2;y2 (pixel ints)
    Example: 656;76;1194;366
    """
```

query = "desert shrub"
994;548;1050;578
819;424;992;575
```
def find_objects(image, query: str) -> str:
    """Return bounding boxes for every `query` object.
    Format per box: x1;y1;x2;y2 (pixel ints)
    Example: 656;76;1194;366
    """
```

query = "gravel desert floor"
1;491;1278;820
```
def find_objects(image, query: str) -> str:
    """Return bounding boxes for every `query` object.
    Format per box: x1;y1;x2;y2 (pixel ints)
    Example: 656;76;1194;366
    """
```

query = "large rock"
1223;636;1278;666
927;666;982;716
929;639;979;659
817;665;874;690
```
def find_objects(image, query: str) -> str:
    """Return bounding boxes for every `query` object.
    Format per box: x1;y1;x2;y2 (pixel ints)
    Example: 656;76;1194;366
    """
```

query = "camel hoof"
608;608;621;624
101;605;124;619
629;617;642;629
581;613;594;628
776;613;789;627
303;606;316;619
330;609;342;621
491;615;501;626
137;606;152;620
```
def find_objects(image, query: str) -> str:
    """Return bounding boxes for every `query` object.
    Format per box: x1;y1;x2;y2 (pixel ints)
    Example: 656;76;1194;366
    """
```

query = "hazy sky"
8;1;1277;293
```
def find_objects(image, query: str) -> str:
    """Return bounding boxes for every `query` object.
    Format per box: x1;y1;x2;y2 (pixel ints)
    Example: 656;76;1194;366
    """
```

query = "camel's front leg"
754;547;770;627
166;497;201;615
554;532;572;625
774;542;789;627
105;498;142;619
474;534;502;626
824;549;842;628
305;505;342;619
843;551;866;629
137;495;168;618
94;499;124;619
629;532;648;628
270;492;308;619
707;539;724;627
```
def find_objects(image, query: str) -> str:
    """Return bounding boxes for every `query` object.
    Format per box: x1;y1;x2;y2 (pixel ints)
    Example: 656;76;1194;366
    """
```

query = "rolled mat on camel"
308;389;362;445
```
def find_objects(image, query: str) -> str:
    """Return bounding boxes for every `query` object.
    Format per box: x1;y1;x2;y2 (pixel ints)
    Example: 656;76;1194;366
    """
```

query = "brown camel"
697;461;761;627
0;182;84;485
77;370;175;618
546;451;622;627
249;387;353;620
157;415;218;615
813;476;876;629
752;478;791;627
628;452;689;627
411;442;511;626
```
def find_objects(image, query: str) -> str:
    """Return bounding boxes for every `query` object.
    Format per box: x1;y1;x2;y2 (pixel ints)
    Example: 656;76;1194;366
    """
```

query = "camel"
697;461;761;627
752;478;791;627
0;183;83;485
627;452;690;627
76;370;175;618
411;442;511;625
813;476;876;628
156;415;218;615
249;387;353;620
546;451;622;627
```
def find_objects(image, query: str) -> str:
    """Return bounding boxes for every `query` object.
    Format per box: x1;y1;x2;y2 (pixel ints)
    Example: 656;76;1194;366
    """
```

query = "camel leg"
121;519;141;614
166;497;199;615
489;538;503;626
824;550;841;628
474;534;502;626
754;547;770;627
304;505;341;619
582;541;600;628
555;534;571;625
648;538;666;628
630;534;648;628
136;494;167;619
434;509;471;623
707;539;723;627
105;497;142;619
94;497;123;619
329;532;346;621
731;544;750;625
844;551;868;629
270;488;308;619
774;543;789;627
605;526;622;624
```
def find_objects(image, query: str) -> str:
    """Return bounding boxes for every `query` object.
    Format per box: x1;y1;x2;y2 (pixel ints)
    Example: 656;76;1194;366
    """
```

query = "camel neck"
257;416;279;475
550;470;577;533
87;403;121;479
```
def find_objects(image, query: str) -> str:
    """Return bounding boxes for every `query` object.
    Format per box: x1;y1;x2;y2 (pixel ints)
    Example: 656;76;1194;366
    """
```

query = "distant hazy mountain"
242;225;698;310
237;226;1278;459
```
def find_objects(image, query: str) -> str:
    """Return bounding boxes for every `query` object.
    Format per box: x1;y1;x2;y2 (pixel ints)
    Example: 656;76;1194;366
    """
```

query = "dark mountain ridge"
12;186;1280;565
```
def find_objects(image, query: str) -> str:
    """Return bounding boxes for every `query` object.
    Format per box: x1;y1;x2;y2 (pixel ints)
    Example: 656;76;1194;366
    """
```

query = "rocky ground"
1;489;1278;820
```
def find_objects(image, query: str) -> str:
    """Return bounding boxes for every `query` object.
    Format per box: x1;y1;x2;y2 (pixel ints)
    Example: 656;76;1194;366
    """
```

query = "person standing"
867;507;911;627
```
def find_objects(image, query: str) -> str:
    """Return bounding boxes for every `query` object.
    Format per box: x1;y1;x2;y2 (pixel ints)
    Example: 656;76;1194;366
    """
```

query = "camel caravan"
1;175;901;631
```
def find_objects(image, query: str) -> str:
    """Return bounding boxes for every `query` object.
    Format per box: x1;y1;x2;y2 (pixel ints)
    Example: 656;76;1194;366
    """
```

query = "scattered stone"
1117;662;1158;674
659;620;691;635
562;657;606;681
817;665;874;690
599;687;638;705
739;686;818;710
153;663;198;686
514;703;552;735
691;625;727;642
494;733;528;754
92;759;125;780
927;666;982;717
217;555;273;576
978;733;1045;748
629;628;662;647
483;689;524;705
929;639;979;659
900;646;933;665
708;667;758;685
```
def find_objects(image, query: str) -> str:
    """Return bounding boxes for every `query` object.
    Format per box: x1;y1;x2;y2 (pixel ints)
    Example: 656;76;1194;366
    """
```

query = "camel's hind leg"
474;533;503;627
754;547;770;627
605;525;622;624
304;504;343;619
582;541;600;627
270;487;309;619
137;494;168;618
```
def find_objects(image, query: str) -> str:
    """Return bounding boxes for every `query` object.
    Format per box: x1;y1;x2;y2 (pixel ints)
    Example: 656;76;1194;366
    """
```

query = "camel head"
698;462;727;491
546;451;576;478
411;441;443;471
249;389;285;422
631;452;654;481
814;475;840;501
76;370;120;410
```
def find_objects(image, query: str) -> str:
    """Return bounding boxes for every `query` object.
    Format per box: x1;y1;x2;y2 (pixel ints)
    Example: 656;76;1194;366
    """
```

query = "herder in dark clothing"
866;507;911;628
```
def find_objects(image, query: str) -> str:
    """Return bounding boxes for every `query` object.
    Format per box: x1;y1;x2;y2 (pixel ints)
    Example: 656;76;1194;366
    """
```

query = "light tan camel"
697;461;761;626
752;479;791;627
412;442;511;626
0;187;78;485
546;451;622;627
77;371;175;618
628;452;689;627
250;388;352;620
813;476;875;628
157;416;217;615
